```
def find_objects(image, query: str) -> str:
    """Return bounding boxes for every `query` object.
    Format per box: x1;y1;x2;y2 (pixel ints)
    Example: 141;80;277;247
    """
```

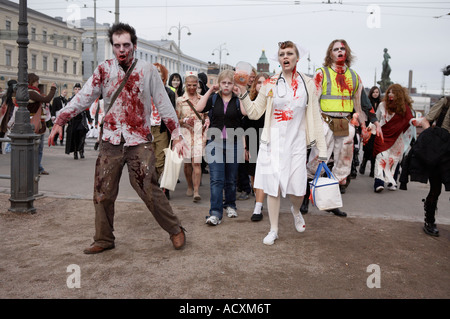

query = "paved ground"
0;137;449;300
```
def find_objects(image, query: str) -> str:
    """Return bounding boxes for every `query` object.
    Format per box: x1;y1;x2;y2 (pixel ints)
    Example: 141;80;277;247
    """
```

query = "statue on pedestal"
377;48;393;93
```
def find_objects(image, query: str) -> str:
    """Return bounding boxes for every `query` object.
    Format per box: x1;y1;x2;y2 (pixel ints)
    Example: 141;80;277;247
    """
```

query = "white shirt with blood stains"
55;59;181;146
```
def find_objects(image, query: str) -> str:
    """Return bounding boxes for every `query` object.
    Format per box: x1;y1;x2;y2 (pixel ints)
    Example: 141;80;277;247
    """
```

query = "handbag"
30;106;44;134
186;100;205;125
159;139;183;191
310;162;343;211
96;59;138;150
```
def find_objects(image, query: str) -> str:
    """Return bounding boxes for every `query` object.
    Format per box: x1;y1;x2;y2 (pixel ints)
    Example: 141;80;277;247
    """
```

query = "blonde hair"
217;69;235;95
217;69;234;84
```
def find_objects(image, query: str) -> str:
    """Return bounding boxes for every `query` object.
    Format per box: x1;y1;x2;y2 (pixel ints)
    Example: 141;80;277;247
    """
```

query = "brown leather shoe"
170;227;186;250
83;243;115;254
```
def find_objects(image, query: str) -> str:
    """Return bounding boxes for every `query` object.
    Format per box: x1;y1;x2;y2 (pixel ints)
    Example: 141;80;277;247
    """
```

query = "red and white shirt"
56;58;181;146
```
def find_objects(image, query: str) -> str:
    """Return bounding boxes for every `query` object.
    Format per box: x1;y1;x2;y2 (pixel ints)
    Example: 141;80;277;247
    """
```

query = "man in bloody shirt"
48;23;187;254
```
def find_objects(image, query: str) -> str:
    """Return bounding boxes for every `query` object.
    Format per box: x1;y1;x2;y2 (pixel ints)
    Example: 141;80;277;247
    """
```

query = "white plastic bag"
159;140;183;191
310;162;343;211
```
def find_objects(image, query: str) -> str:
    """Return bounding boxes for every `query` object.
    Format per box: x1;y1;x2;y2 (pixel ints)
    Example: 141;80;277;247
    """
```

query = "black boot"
423;199;439;237
74;152;78;160
327;208;347;217
359;158;367;175
164;189;170;200
369;160;375;177
80;151;85;159
300;179;312;215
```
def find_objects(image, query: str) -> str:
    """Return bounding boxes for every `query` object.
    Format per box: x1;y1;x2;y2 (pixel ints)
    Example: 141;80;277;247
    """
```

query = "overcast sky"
18;0;450;94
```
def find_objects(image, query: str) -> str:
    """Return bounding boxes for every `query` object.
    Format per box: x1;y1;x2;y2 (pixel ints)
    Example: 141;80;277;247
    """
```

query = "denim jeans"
205;138;243;220
38;134;45;172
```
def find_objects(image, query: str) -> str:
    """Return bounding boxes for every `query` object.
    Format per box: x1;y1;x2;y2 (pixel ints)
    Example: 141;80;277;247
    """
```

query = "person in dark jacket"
50;88;68;145
28;73;57;174
65;83;92;159
401;96;450;237
0;80;17;153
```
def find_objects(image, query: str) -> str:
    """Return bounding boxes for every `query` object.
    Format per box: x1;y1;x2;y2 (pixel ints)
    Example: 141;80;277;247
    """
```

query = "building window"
53;33;58;46
43;56;48;71
73;38;77;50
82;61;84;76
5;50;12;66
43;30;47;43
63;60;68;73
63;39;67;48
91;61;94;74
31;27;36;41
31;54;37;69
53;58;58;72
73;61;77;75
6;20;11;31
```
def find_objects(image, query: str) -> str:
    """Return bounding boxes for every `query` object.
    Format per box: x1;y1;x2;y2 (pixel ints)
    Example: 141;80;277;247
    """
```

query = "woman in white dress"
235;41;327;245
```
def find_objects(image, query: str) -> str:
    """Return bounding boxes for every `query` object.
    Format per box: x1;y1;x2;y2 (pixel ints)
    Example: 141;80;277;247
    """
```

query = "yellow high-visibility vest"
319;67;359;113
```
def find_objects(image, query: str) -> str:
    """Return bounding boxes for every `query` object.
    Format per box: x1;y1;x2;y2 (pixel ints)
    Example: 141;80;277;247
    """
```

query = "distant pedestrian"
28;73;56;175
176;71;209;202
65;83;92;159
373;84;414;193
50;88;68;146
0;80;17;154
48;23;187;254
244;72;269;221
168;72;184;98
360;86;381;177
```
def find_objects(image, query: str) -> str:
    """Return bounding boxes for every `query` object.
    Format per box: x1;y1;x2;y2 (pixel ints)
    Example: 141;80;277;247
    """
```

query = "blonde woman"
176;71;209;202
235;41;327;245
195;69;248;226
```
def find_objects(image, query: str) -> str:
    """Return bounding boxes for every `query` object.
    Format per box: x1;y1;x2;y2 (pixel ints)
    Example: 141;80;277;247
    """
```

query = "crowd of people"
1;23;448;253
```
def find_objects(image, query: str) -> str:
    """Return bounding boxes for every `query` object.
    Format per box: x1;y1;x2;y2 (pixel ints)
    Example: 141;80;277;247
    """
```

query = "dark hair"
368;86;381;110
28;73;39;85
108;23;138;46
168;73;184;97
5;80;18;106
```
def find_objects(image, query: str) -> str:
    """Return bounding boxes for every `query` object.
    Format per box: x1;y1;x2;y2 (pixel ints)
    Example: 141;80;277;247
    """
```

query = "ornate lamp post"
168;22;191;74
211;43;229;72
8;0;36;213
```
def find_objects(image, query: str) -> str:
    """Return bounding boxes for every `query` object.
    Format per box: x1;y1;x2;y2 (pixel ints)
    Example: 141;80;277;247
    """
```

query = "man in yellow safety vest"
306;39;382;217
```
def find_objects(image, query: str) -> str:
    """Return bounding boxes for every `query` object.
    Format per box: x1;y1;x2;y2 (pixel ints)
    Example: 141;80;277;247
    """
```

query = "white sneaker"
205;216;221;226
263;231;278;245
388;183;397;191
291;206;306;233
226;207;238;218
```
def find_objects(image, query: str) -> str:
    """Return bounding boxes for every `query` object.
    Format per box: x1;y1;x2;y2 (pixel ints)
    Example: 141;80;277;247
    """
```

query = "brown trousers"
92;141;181;248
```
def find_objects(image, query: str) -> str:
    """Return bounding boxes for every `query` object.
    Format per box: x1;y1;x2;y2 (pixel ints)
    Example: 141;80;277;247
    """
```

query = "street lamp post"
211;43;229;72
9;0;36;213
168;22;191;74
